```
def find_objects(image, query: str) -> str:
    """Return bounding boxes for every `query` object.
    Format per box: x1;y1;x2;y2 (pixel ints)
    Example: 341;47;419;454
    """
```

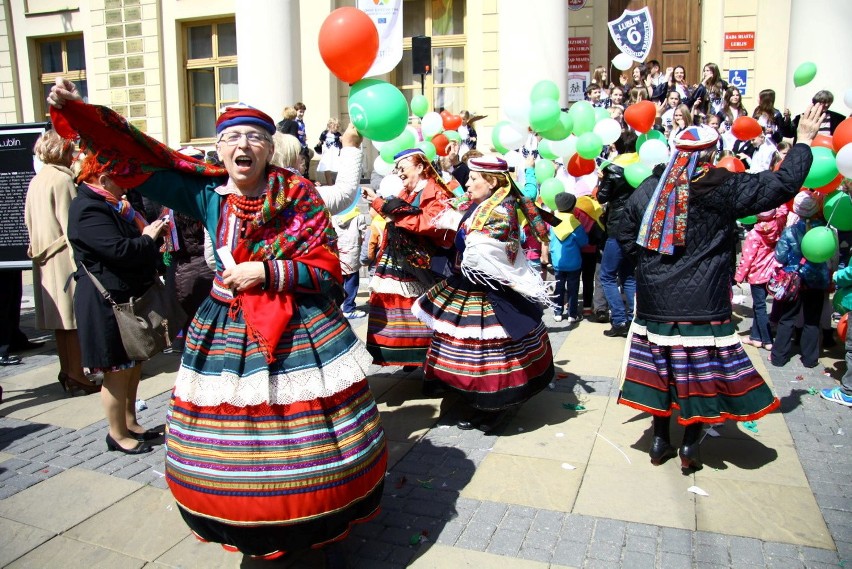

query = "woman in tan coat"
25;130;97;394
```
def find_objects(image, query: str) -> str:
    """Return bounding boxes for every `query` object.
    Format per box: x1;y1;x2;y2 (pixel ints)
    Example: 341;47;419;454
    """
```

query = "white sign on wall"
357;0;403;78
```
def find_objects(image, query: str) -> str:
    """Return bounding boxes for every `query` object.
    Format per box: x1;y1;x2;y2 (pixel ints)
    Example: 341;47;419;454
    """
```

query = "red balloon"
443;114;463;131
318;8;379;84
717;156;746;173
833;118;852;153
815;173;844;194
812;133;834;152
432;133;450;156
623;101;656;133
567;154;596;176
731;116;763;141
839;313;849;343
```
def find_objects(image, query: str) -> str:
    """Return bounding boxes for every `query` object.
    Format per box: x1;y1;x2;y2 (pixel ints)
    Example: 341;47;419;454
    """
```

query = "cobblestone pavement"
0;284;850;568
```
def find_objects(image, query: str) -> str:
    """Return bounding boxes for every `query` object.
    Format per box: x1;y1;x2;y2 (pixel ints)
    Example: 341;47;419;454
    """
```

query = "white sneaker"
566;316;578;324
553;315;563;322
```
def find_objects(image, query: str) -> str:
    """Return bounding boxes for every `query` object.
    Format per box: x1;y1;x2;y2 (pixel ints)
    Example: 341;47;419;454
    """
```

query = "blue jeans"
749;283;773;345
553;269;582;318
342;272;360;313
599;238;635;326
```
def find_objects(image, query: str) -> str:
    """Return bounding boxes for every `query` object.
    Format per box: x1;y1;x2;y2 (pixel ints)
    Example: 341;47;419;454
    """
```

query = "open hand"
46;77;83;109
795;103;824;145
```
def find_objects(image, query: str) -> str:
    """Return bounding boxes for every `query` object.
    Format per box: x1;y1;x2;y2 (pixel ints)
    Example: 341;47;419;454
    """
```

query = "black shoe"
679;443;702;472
603;323;629;337
477;410;509;433
10;340;44;351
421;381;446;397
0;355;22;366
129;430;161;442
594;310;609;323
105;434;152;454
402;365;418;372
649;436;677;465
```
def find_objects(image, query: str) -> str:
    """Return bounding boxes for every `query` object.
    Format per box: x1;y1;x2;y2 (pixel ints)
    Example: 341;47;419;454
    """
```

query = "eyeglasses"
392;159;414;174
218;131;271;146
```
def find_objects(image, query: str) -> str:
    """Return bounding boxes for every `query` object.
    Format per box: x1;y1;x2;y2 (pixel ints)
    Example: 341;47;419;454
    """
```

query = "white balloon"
373;155;393;177
844;88;852;111
837;143;852;178
503;94;531;130
504;149;523;171
406;124;423;142
560;135;578;162
371;139;385;152
421;112;443;139
639;139;670;166
378;173;404;198
498;122;527;150
594;118;623;146
612;52;634;71
580;172;599;192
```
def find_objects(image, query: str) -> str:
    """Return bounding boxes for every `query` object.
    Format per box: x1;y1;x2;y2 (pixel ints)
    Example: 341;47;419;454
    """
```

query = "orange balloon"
812;133;834;152
567;154;596;176
432;133;450;156
623;101;656;133
838;312;849;343
717;156;746;173
443;114;463;131
731;116;763;141
318;8;379;84
833;117;852;153
814;173;844;194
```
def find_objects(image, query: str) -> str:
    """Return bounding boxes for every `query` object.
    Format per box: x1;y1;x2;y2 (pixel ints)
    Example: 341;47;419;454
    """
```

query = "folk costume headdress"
50;100;341;364
635;126;720;255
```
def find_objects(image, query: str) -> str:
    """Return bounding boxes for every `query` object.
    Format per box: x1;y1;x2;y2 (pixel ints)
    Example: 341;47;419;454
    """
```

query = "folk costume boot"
679;423;704;472
649;415;676;465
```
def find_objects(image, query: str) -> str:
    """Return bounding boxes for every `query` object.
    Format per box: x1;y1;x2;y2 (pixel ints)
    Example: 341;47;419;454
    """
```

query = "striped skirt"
366;246;433;366
413;277;554;410
618;318;779;425
166;294;387;557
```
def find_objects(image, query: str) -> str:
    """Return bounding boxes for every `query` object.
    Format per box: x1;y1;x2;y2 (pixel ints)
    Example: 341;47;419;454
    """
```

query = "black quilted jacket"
618;143;813;322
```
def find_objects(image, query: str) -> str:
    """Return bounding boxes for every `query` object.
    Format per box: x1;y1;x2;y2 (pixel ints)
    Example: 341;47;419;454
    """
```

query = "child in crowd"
735;208;782;350
332;205;367;318
823;255;852;406
749;129;778;173
586;83;609;108
543;192;588;324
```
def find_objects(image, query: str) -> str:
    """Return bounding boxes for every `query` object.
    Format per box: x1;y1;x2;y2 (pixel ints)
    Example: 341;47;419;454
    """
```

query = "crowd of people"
2;62;846;564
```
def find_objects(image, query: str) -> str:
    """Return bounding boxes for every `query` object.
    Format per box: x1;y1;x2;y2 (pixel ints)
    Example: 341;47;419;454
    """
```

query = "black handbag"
82;265;186;361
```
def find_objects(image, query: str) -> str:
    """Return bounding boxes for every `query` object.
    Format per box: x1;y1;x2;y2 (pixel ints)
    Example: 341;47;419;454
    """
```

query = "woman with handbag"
24;129;93;394
49;79;386;564
770;191;832;368
67;155;168;454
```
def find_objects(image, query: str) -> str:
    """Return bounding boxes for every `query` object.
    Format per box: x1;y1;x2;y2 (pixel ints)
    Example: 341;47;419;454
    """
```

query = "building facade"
1;0;849;162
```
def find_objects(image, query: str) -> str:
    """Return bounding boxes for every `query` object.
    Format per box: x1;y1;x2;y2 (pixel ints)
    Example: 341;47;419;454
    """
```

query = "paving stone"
729;536;766;566
379;525;417;547
499;512;532;533
561;514;595;543
660;551;694;569
550;539;587;567
625;522;659;539
694;543;730;565
78;452;119;471
357;539;394;561
46;454;84;469
470;501;507;527
625;533;657;555
622;550;656;569
659;527;692;554
3;472;41;490
594;518;627;545
766;557;806;569
517;545;552;563
587;539;621;562
113;461;152;480
801;545;841;565
434;520;464;545
456;523;496;551
0;457;32;472
485;528;524;556
386;545;416;566
529;509;565;534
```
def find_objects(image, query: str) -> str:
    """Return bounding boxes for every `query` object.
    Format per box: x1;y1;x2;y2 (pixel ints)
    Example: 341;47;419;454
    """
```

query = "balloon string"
826;198;838;228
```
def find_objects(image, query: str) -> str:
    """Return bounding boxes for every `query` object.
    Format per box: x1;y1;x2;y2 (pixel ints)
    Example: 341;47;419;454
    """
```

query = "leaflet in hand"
216;246;237;270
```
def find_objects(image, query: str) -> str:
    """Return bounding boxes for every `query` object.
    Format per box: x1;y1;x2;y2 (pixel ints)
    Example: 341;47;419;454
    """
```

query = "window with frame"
185;20;238;141
395;0;466;113
37;35;88;118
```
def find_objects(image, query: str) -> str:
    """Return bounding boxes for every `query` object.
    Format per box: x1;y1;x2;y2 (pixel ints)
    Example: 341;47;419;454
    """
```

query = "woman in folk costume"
47;79;386;562
616;105;822;471
361;148;460;368
412;156;555;432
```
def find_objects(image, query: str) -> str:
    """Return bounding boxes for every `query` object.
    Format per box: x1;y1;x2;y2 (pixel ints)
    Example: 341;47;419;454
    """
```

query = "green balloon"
569;101;596;135
801;226;837;263
540;179;564;211
538;140;559;160
418;141;437;162
824;190;852;231
534;158;556;184
576;132;603;160
410;94;429;118
380;129;417;163
625;162;653;188
594;107;610;122
491;121;511;154
444;130;462;142
529;99;561;133
530;80;560;102
737;215;758;225
540;112;574;141
636;129;666;151
804;146;839;188
793;61;817;88
348;79;409;141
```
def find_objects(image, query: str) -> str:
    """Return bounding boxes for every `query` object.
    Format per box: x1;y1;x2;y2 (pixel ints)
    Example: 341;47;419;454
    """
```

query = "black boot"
649;416;676;465
679;423;704;472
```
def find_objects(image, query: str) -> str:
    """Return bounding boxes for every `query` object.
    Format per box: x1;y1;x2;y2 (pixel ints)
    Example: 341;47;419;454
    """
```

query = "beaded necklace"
227;193;265;221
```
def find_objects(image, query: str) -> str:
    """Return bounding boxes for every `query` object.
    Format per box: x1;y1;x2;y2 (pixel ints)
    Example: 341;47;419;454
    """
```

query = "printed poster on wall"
567;73;590;103
0;123;48;268
607;7;654;63
358;0;403;78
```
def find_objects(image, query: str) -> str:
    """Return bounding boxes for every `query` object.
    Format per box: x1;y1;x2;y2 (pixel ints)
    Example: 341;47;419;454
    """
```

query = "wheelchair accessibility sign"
728;69;747;96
